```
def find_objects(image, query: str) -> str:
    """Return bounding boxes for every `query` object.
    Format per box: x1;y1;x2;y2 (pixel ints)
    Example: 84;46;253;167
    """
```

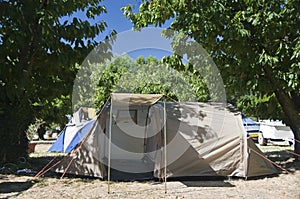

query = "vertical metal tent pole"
163;101;167;193
108;98;113;194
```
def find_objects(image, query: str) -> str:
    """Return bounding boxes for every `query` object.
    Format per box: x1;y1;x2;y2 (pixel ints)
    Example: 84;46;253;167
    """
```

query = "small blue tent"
48;119;95;153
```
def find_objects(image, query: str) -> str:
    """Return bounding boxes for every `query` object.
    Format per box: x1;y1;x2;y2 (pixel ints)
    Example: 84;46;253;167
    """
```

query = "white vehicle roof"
259;120;287;127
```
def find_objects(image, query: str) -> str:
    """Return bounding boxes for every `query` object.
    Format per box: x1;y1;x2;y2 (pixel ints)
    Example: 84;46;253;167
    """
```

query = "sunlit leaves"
123;0;300;120
88;55;209;109
0;0;108;163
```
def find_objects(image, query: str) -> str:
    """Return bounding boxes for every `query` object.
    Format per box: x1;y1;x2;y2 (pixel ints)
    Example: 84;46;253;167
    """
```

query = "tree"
123;0;300;157
90;55;208;108
92;55;134;109
0;0;107;164
117;59;199;101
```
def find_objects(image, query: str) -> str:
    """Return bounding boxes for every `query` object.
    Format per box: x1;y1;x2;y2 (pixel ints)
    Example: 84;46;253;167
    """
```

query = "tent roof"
111;93;164;105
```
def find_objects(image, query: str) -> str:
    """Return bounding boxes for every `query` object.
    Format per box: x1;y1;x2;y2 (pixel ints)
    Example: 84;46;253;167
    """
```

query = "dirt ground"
0;143;299;199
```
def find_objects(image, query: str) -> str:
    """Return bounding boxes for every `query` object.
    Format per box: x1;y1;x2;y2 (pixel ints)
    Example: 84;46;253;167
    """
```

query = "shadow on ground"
171;176;234;187
180;180;234;187
265;150;300;172
27;155;64;177
0;155;60;198
0;181;33;194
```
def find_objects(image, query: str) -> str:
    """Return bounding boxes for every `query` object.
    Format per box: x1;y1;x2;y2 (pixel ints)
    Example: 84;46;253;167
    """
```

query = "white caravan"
258;120;294;146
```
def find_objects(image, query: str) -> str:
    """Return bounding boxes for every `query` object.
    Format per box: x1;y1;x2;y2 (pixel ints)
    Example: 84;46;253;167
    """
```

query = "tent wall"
144;104;164;162
55;116;107;178
246;139;278;177
106;105;150;160
64;120;95;153
73;107;96;124
48;127;66;152
151;102;249;178
54;94;278;179
63;125;79;152
48;119;95;153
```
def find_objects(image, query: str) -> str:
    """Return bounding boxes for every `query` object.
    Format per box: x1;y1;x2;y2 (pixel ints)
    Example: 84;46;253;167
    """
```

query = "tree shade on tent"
54;93;278;179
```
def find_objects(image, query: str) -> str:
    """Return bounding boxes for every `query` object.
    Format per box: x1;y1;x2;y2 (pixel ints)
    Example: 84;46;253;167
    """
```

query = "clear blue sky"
98;0;172;39
69;1;140;38
99;0;141;38
69;0;173;60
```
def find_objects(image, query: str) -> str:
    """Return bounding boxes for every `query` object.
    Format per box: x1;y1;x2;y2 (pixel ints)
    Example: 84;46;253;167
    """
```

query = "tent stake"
163;101;167;194
108;98;113;194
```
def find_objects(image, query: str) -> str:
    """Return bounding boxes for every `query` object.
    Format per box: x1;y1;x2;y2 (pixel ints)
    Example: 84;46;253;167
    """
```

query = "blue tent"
48;119;95;153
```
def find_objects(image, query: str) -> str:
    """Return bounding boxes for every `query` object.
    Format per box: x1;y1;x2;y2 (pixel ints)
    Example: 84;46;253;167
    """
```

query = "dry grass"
0;143;299;199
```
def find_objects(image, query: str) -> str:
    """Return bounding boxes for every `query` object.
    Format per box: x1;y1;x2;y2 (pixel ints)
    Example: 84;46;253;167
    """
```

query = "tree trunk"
0;98;33;165
263;65;300;160
274;89;300;161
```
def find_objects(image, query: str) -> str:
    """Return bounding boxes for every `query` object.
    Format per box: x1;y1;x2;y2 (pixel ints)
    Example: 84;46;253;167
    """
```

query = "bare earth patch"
0;143;299;199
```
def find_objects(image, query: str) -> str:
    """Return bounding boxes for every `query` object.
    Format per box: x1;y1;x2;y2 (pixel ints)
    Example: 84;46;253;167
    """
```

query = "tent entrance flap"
105;102;162;177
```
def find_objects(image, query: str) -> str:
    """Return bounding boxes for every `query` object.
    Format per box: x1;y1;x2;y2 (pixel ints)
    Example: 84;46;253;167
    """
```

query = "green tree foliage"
92;55;134;109
123;0;300;156
91;55;208;108
0;0;107;164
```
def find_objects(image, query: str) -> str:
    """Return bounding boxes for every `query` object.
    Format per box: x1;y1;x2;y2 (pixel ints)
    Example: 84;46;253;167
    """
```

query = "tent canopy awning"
111;93;164;106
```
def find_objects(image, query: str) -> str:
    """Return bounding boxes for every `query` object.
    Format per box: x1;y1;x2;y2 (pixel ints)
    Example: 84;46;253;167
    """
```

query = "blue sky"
98;1;172;40
69;1;139;39
69;0;173;60
99;0;140;37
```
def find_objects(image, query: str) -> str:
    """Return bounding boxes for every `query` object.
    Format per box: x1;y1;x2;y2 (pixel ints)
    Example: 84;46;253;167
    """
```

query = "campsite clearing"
0;144;299;199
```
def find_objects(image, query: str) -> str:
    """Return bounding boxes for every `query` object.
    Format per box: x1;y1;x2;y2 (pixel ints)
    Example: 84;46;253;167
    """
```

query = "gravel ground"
0;143;299;199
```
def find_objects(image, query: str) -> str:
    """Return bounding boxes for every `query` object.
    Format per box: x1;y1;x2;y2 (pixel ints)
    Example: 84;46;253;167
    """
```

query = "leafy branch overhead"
75;55;209;111
0;0;109;164
123;0;300;157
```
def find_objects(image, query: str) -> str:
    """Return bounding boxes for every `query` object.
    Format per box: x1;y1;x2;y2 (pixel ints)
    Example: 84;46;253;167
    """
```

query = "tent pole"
108;98;113;194
163;101;167;193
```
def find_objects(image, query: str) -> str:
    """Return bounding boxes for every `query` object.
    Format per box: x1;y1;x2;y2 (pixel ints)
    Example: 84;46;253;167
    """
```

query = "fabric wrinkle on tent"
52;93;278;181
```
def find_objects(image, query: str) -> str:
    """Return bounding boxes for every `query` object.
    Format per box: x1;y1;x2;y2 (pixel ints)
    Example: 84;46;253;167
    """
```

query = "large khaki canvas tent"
55;93;277;180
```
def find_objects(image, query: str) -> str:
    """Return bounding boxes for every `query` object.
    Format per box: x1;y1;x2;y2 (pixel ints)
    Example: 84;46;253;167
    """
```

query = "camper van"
258;120;294;146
